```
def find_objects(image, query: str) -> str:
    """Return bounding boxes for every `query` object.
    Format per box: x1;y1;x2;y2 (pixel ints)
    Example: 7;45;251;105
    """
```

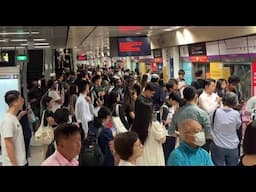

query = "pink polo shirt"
41;150;79;166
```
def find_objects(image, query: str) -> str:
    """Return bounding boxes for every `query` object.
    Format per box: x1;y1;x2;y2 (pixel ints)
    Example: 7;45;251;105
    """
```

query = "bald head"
178;119;202;142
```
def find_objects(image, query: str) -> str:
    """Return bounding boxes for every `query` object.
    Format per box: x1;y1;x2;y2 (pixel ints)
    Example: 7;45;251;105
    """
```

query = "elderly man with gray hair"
210;91;242;166
167;119;214;166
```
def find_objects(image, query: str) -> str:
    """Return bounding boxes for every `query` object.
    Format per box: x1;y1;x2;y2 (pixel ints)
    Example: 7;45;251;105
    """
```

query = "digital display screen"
117;36;151;56
0;74;19;121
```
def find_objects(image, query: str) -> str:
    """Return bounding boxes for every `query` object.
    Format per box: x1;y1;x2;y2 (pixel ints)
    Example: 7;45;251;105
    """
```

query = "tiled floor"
0;135;46;166
28;135;46;165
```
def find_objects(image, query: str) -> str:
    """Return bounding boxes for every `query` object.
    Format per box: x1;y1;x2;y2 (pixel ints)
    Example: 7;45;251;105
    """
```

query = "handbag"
35;110;54;145
112;116;127;134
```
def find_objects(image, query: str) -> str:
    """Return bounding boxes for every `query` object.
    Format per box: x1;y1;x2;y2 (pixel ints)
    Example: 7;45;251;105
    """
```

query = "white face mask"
194;131;206;146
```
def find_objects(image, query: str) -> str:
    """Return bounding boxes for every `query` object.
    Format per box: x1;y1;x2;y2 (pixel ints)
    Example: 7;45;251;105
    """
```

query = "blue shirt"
211;107;241;149
167;142;214;166
98;128;114;166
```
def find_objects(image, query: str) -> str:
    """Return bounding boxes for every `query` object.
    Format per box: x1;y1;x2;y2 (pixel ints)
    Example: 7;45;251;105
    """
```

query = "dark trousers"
163;136;176;165
24;138;31;159
210;142;239;166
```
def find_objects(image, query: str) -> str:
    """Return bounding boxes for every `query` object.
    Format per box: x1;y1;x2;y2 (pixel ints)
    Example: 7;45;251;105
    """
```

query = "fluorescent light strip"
20;43;28;46
34;43;49;46
1;46;25;49
33;38;46;41
0;39;8;42
11;39;28;42
0;31;39;35
34;46;51;48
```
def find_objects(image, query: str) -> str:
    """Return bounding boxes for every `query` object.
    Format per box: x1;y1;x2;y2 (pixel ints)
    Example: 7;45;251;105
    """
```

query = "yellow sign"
223;67;231;81
210;62;223;80
139;62;147;75
163;66;169;83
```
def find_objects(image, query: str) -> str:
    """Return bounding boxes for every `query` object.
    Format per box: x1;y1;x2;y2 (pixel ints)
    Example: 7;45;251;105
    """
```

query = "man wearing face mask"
167;119;214;166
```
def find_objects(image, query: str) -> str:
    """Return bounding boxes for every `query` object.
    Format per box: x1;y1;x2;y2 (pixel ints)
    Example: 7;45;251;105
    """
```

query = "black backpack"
78;127;104;166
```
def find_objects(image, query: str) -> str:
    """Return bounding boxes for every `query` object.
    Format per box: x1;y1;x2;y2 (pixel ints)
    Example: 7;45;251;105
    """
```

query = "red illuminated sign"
77;54;87;61
119;41;143;52
252;61;256;96
189;56;208;62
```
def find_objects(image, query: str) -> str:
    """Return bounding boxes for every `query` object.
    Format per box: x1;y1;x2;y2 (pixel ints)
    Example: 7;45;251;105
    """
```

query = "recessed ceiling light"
135;32;141;35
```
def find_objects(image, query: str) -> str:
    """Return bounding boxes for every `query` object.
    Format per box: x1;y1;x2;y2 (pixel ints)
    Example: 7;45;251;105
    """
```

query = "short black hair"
178;69;185;75
144;82;156;92
114;131;139;161
54;123;81;145
42;96;53;108
54;108;70;124
166;79;178;90
47;79;55;89
77;80;90;93
228;75;240;84
243;121;256;155
94;106;112;128
204;78;216;88
92;75;101;84
195;70;203;77
183;86;197;101
169;92;182;103
5;90;20;105
98;106;112;119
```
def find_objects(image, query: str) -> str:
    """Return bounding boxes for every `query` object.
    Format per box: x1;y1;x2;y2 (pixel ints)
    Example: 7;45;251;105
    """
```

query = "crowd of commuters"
0;65;255;166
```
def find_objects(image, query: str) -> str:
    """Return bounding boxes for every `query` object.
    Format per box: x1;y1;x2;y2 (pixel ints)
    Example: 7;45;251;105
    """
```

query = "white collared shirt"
75;93;94;138
199;90;219;114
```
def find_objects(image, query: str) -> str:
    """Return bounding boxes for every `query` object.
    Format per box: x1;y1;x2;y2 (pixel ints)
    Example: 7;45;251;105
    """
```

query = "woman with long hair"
131;101;166;166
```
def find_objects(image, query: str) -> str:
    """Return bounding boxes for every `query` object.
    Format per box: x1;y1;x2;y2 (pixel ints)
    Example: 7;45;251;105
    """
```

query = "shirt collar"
54;150;78;166
180;141;199;153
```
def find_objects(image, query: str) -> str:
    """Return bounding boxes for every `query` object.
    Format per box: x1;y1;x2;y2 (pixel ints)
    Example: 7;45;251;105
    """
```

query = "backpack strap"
96;127;104;145
159;104;168;122
211;107;219;128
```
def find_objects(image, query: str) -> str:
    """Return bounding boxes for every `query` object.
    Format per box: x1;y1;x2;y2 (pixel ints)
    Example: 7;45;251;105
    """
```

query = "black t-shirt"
125;103;134;127
191;79;205;90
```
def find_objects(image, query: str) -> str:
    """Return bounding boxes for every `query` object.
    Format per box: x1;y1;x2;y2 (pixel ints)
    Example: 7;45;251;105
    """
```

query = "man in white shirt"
0;90;27;166
199;78;221;114
47;80;63;113
177;69;187;99
75;80;94;139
